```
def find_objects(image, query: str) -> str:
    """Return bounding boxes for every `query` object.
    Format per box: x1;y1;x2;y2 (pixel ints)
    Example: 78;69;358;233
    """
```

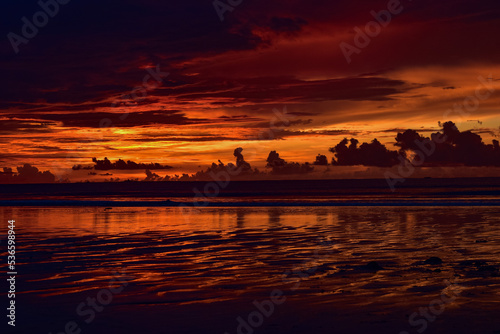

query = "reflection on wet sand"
1;207;500;334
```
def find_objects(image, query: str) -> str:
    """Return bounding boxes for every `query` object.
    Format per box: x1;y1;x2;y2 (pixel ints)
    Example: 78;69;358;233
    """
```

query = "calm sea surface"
2;206;500;334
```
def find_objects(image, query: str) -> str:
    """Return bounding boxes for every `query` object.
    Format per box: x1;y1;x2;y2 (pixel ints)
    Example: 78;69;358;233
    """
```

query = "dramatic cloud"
0;119;57;134
1;0;500;174
313;154;328;165
329;122;500;167
234;147;252;172
330;138;399;167
396;121;500;166
150;147;262;181
82;157;173;171
266;151;314;175
0;164;56;184
3;111;195;128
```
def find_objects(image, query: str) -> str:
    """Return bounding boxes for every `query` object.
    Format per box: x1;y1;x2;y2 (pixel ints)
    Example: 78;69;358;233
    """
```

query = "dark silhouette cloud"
186;160;261;182
195;148;261;179
149;148;261;182
143;147;317;181
396;121;500;166
330;138;399;167
72;165;94;171
313;154;328;165
234;147;252;172
145;169;162;181
329;121;500;167
0;164;55;184
266;151;286;167
85;158;173;171
266;151;314;174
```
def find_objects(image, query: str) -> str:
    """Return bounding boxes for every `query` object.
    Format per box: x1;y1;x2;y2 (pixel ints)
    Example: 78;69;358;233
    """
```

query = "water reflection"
1;207;500;326
236;208;246;229
268;207;282;226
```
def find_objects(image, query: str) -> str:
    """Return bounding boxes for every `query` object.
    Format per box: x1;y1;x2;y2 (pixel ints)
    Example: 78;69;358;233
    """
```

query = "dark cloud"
234;147;252;172
1;0;500;177
158;148;261;181
396;121;500;166
266;151;314;174
144;169;162;181
1;111;266;129
125;128;359;143
54;138;114;144
1;0;499;103
4;110;194;128
245;129;360;141
84;157;173;171
330;138;399;167
174;76;413;104
313;154;328;165
379;127;439;133
0;164;55;184
0;119;57;134
0;0;261;105
127;136;242;143
30;145;63;151
328;122;500;167
146;147;315;182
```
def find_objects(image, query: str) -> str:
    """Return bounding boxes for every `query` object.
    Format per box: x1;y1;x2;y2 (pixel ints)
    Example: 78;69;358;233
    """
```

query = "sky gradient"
1;0;500;181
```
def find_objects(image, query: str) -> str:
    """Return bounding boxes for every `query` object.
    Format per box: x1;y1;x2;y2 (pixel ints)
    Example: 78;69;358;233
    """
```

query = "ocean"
1;204;500;334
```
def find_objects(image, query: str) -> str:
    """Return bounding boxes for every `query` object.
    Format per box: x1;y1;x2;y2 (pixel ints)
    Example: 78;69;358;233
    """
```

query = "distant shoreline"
2;177;500;206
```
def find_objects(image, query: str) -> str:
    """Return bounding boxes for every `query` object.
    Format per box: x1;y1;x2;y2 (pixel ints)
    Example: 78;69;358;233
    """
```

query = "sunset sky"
1;0;500;181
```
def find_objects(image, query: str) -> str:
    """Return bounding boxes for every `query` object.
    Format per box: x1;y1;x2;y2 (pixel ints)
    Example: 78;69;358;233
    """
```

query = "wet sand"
2;206;500;334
